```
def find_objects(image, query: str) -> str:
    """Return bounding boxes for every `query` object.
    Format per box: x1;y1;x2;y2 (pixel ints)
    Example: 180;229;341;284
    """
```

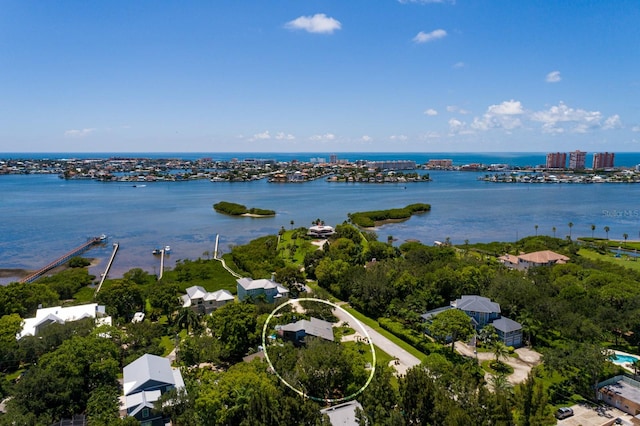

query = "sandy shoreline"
0;258;101;283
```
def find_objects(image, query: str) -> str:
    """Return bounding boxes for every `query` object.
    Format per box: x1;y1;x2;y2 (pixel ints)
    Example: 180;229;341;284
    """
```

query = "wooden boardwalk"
20;236;106;284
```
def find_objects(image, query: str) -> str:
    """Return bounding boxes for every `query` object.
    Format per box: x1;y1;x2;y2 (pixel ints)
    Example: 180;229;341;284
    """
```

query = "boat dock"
95;242;119;294
20;235;106;284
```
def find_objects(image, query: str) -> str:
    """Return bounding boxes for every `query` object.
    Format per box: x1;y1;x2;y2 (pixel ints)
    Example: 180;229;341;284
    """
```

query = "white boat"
164;245;171;254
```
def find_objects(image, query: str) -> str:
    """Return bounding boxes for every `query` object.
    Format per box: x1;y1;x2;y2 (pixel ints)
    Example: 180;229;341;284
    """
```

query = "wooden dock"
20;235;106;284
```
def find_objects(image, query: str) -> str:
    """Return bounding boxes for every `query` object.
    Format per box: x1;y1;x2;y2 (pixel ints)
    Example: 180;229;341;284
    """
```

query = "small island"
213;201;276;217
348;203;431;227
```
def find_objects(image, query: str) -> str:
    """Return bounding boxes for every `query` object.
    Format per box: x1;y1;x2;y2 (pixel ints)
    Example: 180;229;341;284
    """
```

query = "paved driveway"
332;305;421;376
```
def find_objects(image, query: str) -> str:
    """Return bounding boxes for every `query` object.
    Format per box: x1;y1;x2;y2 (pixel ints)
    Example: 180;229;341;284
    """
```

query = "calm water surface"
2;158;640;282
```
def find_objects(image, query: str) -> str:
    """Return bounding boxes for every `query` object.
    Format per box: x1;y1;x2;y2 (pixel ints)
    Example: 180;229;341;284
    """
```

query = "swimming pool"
610;353;639;364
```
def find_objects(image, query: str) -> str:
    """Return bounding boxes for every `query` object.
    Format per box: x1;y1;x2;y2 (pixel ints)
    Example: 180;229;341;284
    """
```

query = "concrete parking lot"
557;404;633;426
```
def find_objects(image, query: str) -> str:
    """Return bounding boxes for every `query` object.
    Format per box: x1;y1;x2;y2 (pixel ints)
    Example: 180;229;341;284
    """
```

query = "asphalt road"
332;305;422;376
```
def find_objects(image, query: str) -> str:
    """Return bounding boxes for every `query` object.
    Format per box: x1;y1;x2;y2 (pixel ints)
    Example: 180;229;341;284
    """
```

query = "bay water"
2;152;640;283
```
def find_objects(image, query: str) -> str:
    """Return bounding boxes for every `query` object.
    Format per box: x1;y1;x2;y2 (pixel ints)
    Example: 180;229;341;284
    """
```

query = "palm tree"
290;219;295;230
534;225;538;236
604;226;610;239
624;233;629;244
552;226;557;238
493;341;509;365
568;222;574;239
489;372;513;393
174;307;202;335
591;224;596;238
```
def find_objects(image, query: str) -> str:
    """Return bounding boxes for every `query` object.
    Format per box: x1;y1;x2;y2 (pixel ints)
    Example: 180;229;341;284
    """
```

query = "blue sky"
1;0;639;153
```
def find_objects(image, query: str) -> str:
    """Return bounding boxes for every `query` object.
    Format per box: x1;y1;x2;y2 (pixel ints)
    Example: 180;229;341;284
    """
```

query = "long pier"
95;242;119;294
20;236;106;284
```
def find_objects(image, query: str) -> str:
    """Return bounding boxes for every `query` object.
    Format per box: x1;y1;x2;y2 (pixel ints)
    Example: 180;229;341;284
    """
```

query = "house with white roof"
17;303;111;339
236;277;289;303
122;353;185;425
181;285;234;314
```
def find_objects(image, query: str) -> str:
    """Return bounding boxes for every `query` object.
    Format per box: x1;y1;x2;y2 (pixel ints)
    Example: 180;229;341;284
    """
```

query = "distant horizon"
1;150;636;154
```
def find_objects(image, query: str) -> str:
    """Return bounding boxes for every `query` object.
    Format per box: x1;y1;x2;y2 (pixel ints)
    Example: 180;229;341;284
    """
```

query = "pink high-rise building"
593;152;615;169
569;150;587;170
545;152;567;169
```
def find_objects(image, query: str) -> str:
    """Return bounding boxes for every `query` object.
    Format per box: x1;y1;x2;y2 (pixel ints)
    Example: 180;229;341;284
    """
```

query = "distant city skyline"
1;1;639;153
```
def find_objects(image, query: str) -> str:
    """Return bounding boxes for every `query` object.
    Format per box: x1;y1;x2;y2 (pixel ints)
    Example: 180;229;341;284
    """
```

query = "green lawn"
578;248;640;272
342;306;428;362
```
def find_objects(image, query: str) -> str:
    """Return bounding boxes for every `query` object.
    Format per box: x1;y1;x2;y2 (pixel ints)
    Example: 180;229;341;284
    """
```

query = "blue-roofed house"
236;277;289;303
277;317;335;346
451;295;501;330
422;295;523;348
122;354;185;426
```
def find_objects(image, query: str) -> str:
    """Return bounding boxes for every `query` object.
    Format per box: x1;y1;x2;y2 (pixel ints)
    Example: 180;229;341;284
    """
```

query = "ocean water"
2;152;640;283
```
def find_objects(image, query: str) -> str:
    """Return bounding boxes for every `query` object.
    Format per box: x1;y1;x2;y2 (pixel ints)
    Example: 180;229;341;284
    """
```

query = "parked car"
555;407;574;420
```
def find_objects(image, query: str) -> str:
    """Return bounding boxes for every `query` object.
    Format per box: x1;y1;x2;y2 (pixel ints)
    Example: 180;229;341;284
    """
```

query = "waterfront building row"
546;150;615;170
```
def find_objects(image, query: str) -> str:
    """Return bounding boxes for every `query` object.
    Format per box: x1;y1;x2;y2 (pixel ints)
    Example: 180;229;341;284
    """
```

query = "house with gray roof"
423;295;523;347
451;295;501;329
236;277;289;303
278;317;335;345
122;354;185;425
181;285;234;314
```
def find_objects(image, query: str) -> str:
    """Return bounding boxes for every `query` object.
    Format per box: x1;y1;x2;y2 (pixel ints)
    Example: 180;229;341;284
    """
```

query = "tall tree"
514;372;554;426
207;302;258;361
568;222;573;239
604;226;610;239
429;309;474;353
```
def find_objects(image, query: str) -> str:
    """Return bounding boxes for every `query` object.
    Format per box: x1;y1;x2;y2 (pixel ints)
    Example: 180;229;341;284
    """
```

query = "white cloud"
447;105;470;114
275;132;295;140
632;126;640;132
530;102;604;134
487;100;524;115
390;134;408;141
546;71;562;83
285;13;341;34
471;100;524;131
448;118;468;135
249;130;272;141
419;131;441;139
424;108;438;116
361;135;373;142
413;29;447;44
452;62;465;69
309;133;336;141
603;115;622;130
64;128;95;138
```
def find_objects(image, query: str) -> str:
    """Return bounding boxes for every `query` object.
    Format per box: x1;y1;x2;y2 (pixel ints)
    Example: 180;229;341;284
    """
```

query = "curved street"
332;305;422;376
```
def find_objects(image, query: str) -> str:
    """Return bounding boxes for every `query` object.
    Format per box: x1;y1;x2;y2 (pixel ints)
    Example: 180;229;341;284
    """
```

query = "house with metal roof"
320;400;363;426
422;295;523;347
17;303;111;340
181;285;234;314
122;354;185;426
278;317;335;345
236;277;289;303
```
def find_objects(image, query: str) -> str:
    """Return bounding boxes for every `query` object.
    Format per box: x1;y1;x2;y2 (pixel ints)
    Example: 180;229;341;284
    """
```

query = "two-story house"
236;277;289;303
122;354;185;426
181;285;234;314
